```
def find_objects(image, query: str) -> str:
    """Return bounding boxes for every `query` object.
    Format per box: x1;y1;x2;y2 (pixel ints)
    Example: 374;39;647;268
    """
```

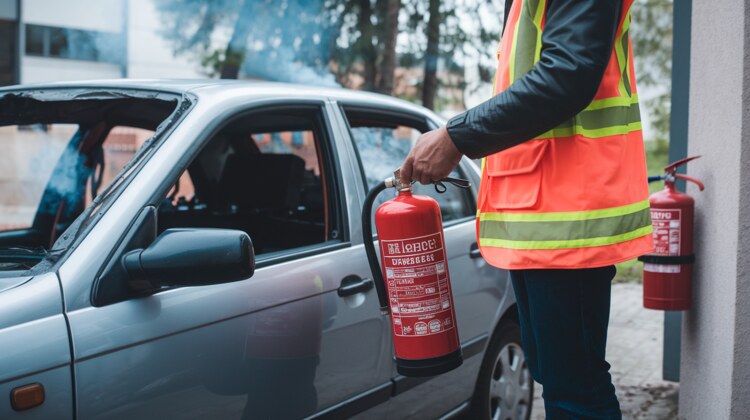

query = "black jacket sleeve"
446;0;623;159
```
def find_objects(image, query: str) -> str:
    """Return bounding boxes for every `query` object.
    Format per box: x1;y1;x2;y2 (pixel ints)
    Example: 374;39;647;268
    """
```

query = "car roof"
0;79;442;122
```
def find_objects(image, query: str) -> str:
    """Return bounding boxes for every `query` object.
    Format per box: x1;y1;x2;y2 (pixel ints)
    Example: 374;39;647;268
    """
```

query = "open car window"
0;124;75;232
157;106;343;263
0;89;184;275
342;107;476;223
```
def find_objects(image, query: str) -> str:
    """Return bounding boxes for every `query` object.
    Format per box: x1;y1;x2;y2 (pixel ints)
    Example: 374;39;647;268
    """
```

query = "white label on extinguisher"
646;208;682;273
381;232;456;337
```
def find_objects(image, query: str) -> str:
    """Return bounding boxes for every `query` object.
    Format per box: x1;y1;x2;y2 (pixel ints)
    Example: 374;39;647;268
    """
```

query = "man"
399;0;653;418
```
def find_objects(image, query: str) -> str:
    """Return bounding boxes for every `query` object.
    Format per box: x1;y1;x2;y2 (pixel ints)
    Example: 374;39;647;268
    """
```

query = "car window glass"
347;123;474;222
158;110;340;258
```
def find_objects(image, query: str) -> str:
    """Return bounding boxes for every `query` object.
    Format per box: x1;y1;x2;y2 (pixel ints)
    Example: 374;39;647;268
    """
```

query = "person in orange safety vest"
399;0;653;418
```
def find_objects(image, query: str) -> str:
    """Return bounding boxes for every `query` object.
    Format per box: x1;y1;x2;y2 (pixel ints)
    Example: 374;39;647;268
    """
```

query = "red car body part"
639;156;704;310
362;174;466;377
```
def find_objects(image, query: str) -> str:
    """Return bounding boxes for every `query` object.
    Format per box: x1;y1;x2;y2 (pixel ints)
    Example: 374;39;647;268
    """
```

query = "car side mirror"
122;228;254;290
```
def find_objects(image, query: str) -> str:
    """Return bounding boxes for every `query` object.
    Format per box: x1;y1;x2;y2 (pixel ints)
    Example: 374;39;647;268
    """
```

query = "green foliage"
614;258;644;284
645;138;669;193
399;0;504;109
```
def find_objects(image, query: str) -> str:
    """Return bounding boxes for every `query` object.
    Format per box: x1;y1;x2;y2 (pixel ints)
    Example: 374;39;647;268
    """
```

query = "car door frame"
327;99;513;416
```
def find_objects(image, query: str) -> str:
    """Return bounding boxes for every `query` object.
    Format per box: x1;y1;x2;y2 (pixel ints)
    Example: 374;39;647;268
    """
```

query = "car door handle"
469;243;482;259
338;275;374;297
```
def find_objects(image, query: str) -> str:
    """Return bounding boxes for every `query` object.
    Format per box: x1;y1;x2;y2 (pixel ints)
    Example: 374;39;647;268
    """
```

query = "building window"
24;24;122;64
0;20;17;86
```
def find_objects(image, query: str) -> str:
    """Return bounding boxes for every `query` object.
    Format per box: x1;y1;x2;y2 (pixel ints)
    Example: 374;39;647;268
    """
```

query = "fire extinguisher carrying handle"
433;177;471;193
362;176;472;312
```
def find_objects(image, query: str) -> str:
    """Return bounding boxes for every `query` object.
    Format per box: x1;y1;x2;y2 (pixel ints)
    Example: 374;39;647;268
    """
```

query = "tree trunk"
358;0;377;91
376;0;401;94
220;0;256;79
422;0;441;109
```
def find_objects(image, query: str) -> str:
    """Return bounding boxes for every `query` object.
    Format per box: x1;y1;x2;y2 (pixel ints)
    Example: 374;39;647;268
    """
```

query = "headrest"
221;153;306;211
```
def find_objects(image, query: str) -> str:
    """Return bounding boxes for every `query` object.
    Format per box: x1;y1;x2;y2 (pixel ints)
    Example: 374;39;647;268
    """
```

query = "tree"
631;0;673;141
220;0;258;79
422;0;441;109
330;0;403;93
376;0;402;94
154;0;504;108
156;0;337;84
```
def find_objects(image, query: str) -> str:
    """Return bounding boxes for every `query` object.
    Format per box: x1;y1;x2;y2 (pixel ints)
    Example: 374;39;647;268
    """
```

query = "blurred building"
0;0;204;86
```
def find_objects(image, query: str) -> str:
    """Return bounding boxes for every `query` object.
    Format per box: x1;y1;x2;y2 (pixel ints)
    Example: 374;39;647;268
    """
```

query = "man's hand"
400;125;463;185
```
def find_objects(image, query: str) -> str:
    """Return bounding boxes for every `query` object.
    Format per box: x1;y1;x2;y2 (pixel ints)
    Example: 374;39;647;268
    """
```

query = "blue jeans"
510;266;622;419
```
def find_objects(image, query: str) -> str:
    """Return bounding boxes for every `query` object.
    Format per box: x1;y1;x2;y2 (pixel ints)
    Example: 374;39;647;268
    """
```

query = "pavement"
531;283;680;419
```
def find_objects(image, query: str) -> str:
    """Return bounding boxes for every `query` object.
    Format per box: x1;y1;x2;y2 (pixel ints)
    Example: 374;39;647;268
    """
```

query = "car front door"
59;100;392;419
336;103;508;418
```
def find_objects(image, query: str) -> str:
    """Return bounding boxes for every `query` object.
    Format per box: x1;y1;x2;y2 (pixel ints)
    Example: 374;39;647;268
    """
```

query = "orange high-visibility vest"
477;0;654;269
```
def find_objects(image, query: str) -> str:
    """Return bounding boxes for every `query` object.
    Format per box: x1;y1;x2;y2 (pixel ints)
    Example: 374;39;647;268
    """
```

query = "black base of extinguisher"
396;350;463;377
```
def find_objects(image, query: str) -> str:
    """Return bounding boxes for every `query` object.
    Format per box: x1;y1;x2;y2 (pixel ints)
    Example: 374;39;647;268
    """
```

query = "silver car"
0;80;532;419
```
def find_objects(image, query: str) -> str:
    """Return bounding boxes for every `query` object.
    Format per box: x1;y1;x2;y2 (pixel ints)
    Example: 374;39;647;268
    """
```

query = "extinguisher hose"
362;181;390;311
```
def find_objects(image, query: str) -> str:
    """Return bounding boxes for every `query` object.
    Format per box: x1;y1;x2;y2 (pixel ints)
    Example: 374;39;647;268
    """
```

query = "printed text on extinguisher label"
381;232;455;337
646;208;682;274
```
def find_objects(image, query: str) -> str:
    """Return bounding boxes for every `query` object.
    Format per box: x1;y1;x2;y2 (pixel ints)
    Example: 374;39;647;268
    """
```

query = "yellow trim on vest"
508;13;522;83
533;0;545;61
536;122;642;140
614;12;632;98
587;94;639;110
479;199;650;222
479;225;653;250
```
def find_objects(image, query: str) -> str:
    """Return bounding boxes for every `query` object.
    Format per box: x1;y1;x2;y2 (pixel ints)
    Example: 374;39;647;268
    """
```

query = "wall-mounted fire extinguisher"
362;171;469;377
639;156;704;310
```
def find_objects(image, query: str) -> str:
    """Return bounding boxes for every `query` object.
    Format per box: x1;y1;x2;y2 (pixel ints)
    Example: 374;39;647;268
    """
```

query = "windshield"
0;89;182;273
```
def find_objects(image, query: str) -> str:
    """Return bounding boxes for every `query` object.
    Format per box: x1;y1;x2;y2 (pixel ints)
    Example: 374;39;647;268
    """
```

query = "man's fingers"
418;166;432;185
400;156;414;184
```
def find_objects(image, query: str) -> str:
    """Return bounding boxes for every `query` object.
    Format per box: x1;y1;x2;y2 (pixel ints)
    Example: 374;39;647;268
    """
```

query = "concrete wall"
21;56;121;83
733;5;750;416
126;0;204;79
680;0;749;418
23;0;123;32
0;0;18;21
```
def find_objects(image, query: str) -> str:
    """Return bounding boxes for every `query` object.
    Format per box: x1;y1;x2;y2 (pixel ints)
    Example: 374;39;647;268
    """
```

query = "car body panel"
0;273;73;417
72;248;390;418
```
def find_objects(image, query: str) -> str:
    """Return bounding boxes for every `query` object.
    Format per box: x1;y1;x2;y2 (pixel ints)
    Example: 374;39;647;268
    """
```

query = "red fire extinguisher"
639;156;704;310
362;171;469;377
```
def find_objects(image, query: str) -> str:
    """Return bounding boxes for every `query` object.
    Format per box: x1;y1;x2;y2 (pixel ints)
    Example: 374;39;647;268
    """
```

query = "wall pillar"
679;0;750;418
